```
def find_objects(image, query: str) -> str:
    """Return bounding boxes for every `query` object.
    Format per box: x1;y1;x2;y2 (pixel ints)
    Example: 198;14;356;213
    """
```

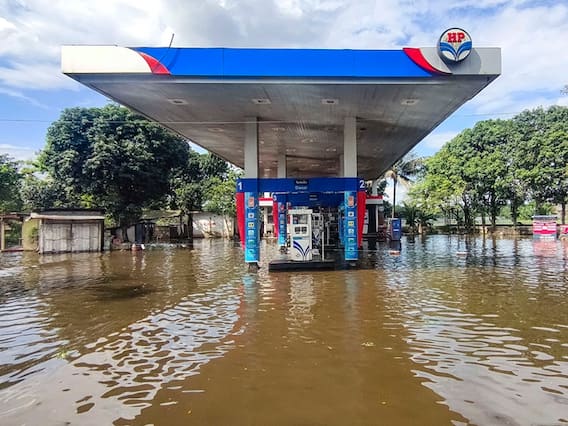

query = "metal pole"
321;225;325;261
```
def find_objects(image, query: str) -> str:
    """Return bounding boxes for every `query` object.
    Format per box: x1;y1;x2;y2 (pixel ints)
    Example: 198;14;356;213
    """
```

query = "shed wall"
39;221;102;254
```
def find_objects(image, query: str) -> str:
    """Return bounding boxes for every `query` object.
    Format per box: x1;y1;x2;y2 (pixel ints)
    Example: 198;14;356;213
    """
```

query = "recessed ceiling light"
272;127;286;132
264;168;271;172
260;140;265;145
207;127;225;132
325;147;337;152
167;98;188;105
301;138;314;143
401;98;419;106
252;98;271;105
286;148;296;153
311;163;319;167
321;98;338;105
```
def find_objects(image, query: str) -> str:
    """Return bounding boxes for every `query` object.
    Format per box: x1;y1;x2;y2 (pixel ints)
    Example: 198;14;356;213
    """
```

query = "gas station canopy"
62;44;500;180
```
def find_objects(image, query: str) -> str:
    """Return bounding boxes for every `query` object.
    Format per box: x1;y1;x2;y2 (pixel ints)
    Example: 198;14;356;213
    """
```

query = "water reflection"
0;236;567;425
287;274;316;333
380;237;568;425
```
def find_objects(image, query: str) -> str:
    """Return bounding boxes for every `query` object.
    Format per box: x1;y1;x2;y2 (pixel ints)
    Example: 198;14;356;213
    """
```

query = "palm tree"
399;201;418;234
384;153;424;218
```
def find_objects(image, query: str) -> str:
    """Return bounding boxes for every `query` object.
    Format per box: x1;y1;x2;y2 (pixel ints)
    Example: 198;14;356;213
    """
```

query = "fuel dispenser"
289;209;313;261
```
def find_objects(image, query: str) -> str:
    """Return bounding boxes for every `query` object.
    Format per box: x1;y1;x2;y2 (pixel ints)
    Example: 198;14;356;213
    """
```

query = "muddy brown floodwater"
0;236;567;425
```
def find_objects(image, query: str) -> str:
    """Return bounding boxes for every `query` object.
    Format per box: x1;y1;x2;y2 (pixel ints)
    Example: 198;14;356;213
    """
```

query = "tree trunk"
511;200;519;228
562;202;566;225
187;212;194;243
462;202;470;233
490;198;498;232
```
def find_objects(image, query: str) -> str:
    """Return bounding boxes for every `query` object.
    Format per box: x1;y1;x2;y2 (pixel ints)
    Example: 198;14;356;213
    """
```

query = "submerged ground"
0;236;567;425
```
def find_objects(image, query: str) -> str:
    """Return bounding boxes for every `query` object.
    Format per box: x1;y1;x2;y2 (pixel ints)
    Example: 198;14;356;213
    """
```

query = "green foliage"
0;155;23;212
5;221;22;246
517;201;555;221
398;196;438;234
365;179;387;196
409;106;568;229
203;170;241;216
383;152;423;217
170;151;234;215
37;105;190;227
398;201;418;233
19;104;234;234
512;106;568;222
20;173;66;211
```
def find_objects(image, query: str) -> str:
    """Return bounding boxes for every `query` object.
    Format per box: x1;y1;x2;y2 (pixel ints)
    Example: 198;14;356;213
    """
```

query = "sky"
1;0;567;171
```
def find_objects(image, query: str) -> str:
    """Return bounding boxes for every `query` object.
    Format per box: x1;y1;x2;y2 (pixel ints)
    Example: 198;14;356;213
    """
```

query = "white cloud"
556;96;568;107
464;2;568;114
0;144;38;161
384;180;408;205
0;0;565;122
0;87;48;108
420;131;460;151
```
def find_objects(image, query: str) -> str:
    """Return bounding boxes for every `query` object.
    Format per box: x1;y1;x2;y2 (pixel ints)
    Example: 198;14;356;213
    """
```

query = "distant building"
24;209;105;254
0;213;26;252
111;210;235;244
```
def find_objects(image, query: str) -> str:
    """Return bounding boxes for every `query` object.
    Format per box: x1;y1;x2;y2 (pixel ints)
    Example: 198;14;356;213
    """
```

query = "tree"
203;169;241;236
20;174;62;211
513;106;568;223
383;152;423;218
418;145;474;231
203;172;239;217
462;120;512;230
0;155;22;212
169;151;234;240
409;106;568;232
398;201;418;234
38;105;190;237
416;120;516;232
407;181;440;233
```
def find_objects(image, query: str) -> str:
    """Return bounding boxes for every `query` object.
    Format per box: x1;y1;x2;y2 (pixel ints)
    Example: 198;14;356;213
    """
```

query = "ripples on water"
0;236;567;425
378;237;568;425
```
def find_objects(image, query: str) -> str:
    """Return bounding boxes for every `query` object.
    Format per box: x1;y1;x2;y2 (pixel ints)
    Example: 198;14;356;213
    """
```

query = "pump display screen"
292;215;309;225
294;226;308;235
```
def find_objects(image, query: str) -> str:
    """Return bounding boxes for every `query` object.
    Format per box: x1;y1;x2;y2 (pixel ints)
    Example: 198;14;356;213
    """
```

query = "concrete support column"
244;117;259;178
343;116;357;177
277;152;287;178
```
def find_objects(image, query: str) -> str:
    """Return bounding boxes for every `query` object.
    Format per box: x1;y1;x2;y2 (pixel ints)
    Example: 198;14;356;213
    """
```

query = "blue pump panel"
244;192;260;263
390;218;402;241
344;192;358;261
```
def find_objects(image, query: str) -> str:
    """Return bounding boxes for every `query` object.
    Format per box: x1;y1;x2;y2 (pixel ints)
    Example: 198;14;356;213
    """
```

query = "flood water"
0;236;567;425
